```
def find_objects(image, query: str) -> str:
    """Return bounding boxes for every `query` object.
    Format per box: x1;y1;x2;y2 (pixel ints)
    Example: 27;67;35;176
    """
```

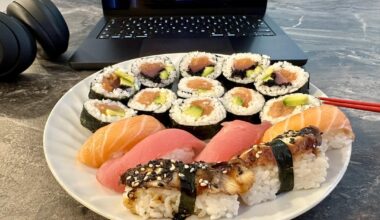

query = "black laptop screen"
102;0;267;16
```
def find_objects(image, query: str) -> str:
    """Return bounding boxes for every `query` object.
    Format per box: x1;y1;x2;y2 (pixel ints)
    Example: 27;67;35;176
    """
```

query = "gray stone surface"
1;0;380;219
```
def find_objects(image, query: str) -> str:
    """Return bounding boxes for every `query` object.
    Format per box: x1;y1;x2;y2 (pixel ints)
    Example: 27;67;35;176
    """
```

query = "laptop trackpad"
139;38;234;56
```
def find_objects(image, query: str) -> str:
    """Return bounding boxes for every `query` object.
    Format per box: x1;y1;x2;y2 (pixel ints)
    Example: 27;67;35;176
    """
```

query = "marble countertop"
1;0;380;219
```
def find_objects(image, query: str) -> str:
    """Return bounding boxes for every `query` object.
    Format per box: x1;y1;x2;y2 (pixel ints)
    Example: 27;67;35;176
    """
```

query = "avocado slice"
197;89;209;93
120;77;134;87
159;70;170;80
283;94;309;107
183;106;203;118
246;66;263;78
154;92;167;105
105;108;125;117
201;66;214;77
262;67;274;82
114;69;135;82
165;65;175;73
232;96;244;106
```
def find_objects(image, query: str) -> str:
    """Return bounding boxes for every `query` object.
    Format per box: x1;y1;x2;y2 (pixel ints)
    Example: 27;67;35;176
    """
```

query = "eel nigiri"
77;115;165;168
121;126;327;220
195;120;271;162
97;129;206;192
261;104;355;151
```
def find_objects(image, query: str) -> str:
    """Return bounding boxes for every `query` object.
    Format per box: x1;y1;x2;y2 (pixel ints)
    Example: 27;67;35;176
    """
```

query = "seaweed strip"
173;164;196;220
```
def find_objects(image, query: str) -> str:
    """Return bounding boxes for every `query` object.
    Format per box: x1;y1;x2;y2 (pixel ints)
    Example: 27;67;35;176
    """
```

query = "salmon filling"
95;103;124;114
232;88;253;107
268;100;295;118
186;79;214;91
191;99;214;116
137;91;160;106
102;74;120;92
189;56;214;74
140;62;165;78
231;58;257;79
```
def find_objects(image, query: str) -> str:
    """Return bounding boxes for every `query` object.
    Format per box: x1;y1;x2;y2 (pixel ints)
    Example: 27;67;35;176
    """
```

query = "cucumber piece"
262;67;274;82
283;94;309;107
232;96;244;106
183;106;203;119
246;66;263;78
201;66;214;77
114;69;135;83
159;70;169;80
165;65;175;72
154;92;167;105
105;108;125;117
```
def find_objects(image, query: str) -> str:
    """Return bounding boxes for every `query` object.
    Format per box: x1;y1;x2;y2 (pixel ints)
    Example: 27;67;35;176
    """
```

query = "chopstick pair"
319;97;380;113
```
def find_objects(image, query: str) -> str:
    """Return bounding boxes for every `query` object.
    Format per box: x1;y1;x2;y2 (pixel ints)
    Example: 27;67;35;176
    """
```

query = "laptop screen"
102;0;267;16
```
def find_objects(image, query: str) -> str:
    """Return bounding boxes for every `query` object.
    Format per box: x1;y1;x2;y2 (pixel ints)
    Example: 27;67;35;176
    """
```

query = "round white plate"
43;53;351;220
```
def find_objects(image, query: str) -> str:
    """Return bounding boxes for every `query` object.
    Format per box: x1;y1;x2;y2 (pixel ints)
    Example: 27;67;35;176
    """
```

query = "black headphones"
0;0;69;80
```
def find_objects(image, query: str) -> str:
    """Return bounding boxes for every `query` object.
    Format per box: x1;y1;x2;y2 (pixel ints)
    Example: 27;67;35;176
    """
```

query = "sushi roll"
80;99;137;132
131;56;178;88
239;126;328;206
221;87;265;123
260;93;321;124
254;61;310;98
222;53;270;86
89;67;140;104
169;97;226;139
121;159;249;220
128;88;176;125
179;51;222;79
120;126;327;219
177;76;225;98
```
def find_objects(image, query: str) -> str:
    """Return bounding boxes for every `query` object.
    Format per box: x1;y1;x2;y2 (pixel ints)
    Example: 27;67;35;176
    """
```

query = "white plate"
43;53;351;220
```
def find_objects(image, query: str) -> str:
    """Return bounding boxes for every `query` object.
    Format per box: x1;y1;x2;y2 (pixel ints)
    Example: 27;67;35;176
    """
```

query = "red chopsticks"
319;97;380;113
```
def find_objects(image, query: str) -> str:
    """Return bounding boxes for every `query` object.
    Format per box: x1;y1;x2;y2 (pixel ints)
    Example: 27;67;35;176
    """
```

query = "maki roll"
80;99;137;132
131;56;178;88
179;51;222;79
221;87;265;123
177;76;225;98
170;97;226;139
254;61;310;98
222;53;270;86
260;93;321;124
89;67;140;104
128;88;176;125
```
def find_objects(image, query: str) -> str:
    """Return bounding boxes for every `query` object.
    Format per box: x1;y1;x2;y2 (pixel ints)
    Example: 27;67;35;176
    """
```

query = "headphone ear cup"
0;12;36;79
6;0;69;59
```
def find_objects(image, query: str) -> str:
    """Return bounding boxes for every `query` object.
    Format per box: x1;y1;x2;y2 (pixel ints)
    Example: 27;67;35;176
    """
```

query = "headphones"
0;0;69;80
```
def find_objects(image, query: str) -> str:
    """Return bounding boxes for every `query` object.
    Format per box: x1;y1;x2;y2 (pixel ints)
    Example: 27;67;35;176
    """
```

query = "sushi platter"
43;52;353;220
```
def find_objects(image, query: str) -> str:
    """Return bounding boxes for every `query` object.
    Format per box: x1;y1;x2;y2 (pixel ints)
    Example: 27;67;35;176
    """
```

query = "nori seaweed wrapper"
170;120;222;140
225;112;261;124
80;106;110;132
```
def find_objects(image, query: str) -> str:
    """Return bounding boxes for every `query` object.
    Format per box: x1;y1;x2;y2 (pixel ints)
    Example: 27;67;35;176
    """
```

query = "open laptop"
69;0;307;70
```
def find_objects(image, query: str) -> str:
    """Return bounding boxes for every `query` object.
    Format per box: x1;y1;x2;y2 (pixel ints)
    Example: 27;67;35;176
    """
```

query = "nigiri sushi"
121;126;327;219
77;115;165;168
261;104;355;151
195;120;271;162
97;129;206;192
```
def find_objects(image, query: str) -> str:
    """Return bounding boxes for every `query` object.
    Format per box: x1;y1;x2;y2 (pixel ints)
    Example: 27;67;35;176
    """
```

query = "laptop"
69;0;307;70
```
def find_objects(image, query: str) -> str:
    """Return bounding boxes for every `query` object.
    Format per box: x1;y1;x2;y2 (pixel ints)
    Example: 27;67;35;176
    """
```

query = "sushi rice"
260;93;321;124
179;51;223;79
254;61;309;97
177;76;225;98
222;87;265;116
131;56;178;88
128;88;177;114
222;53;271;84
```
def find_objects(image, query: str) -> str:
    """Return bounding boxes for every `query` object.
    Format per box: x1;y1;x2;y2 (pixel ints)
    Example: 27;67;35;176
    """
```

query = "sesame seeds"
184;164;190;169
170;164;176;171
255;150;263;158
199;179;209;187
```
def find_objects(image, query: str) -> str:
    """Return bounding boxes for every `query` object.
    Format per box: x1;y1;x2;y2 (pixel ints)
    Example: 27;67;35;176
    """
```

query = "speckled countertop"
1;0;380;219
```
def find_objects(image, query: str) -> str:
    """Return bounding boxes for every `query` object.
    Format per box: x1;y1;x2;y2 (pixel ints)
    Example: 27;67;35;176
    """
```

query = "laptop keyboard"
98;15;275;39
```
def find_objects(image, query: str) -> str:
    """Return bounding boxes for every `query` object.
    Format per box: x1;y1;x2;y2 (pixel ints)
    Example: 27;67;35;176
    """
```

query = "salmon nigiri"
261;105;354;151
96;129;206;192
77;115;165;168
196;120;271;162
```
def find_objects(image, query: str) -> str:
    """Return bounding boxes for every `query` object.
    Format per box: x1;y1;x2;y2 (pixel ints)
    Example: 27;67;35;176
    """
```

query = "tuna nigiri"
96;128;206;192
196;120;271;162
261;105;355;151
77;115;165;168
